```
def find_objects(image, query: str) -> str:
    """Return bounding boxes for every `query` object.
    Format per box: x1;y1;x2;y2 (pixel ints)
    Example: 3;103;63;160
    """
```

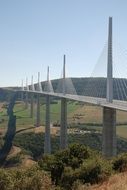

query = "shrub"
78;158;112;184
3;165;55;190
61;167;78;190
0;169;13;190
69;144;91;161
13;169;53;190
112;153;127;172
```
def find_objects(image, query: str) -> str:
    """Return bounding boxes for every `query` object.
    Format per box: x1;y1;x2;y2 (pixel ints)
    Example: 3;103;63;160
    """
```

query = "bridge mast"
106;17;113;102
102;17;116;157
60;55;67;149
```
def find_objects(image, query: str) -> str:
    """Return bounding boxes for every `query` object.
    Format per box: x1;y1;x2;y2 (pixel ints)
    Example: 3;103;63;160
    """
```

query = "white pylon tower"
37;72;42;92
60;54;67;149
63;54;66;95
106;17;113;102
103;17;116;158
31;75;35;91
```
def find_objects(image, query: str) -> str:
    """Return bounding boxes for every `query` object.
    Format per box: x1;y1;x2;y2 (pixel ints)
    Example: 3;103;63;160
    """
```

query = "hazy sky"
0;0;127;87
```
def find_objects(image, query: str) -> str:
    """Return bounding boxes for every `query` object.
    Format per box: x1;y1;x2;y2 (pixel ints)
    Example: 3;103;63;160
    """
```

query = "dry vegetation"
75;172;127;190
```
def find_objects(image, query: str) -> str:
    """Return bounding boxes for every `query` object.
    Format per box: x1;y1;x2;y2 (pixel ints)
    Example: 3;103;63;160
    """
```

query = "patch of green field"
1;100;127;140
116;125;127;139
11;100;80;128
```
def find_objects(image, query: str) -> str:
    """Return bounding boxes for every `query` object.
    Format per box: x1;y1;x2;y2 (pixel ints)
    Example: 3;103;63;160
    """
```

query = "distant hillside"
50;77;127;100
1;77;127;101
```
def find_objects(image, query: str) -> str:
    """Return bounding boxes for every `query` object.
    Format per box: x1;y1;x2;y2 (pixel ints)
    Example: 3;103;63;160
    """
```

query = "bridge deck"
16;89;127;112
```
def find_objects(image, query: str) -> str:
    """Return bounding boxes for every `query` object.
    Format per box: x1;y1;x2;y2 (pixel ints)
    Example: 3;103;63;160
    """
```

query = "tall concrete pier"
44;95;51;154
102;107;116;157
102;17;116;157
36;94;40;127
30;76;34;118
30;94;34;118
60;98;67;149
60;55;68;149
25;78;29;109
36;73;41;127
44;66;51;154
21;80;24;102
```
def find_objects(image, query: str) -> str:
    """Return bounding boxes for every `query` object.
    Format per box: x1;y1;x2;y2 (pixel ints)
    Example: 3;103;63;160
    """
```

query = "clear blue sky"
0;0;127;87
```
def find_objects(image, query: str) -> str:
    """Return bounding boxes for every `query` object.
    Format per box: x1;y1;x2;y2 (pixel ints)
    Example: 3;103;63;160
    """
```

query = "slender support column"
60;98;67;149
21;79;24;102
25;92;28;109
25;78;29;109
102;107;116;157
30;93;34;118
60;55;67;149
44;95;51;154
36;94;40;127
107;17;113;103
21;92;24;102
30;76;35;118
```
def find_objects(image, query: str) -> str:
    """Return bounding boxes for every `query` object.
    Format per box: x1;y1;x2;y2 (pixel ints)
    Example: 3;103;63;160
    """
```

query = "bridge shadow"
16;115;30;119
14;107;26;114
0;92;17;166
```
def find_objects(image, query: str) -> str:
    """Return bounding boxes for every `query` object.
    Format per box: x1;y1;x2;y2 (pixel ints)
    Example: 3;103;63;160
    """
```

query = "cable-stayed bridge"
2;17;127;158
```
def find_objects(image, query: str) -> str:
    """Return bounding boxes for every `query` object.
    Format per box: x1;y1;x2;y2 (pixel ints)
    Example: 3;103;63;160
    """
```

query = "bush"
78;158;112;184
69;144;91;160
112;153;127;172
61;167;78;189
0;166;55;190
13;169;53;190
60;157;112;190
0;169;13;190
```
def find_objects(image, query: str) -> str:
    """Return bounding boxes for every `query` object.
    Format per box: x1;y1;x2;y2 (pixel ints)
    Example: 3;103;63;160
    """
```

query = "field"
1;100;127;138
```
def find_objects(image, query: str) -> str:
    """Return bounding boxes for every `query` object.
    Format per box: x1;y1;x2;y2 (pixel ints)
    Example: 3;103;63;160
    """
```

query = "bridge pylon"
106;17;113;103
36;72;41;127
102;17;116;158
60;55;68;149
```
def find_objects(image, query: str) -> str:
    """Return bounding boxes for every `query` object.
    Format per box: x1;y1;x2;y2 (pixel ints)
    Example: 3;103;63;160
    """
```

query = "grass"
1;100;127;139
78;171;127;190
116;126;127;139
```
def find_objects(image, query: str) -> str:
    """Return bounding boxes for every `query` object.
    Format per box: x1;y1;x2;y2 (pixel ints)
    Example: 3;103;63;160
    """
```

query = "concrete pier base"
36;94;40;127
102;107;116;158
44;95;51;154
60;98;67;149
30;93;34;118
21;92;24;102
25;92;28;109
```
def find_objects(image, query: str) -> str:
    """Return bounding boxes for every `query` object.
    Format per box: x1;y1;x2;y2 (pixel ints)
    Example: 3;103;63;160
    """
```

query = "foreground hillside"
77;172;127;190
1;144;127;190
